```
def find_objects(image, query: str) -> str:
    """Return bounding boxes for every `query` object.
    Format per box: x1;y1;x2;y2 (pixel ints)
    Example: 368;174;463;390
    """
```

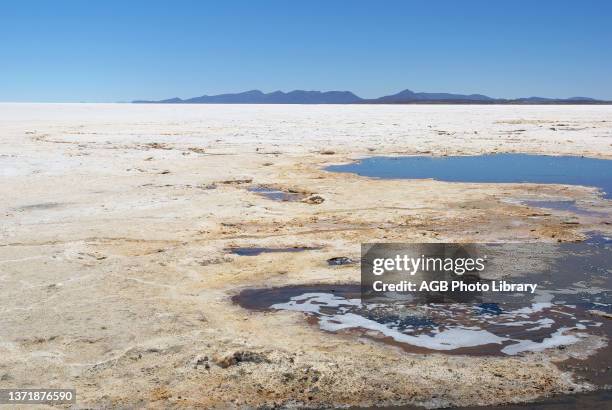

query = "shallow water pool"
233;241;611;356
326;154;612;199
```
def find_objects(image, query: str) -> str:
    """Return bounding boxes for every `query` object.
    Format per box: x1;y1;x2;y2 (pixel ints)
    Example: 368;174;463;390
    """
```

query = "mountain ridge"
133;89;610;104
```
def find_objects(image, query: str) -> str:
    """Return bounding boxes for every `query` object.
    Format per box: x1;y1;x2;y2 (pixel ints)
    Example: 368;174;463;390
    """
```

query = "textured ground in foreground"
1;104;611;408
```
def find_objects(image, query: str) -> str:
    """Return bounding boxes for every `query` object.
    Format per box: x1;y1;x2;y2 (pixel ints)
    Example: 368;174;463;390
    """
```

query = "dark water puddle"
233;242;610;357
226;246;322;256
234;242;611;409
235;283;607;356
327;257;356;266
248;186;306;202
233;284;361;310
348;390;612;410
461;390;612;410
326;154;612;199
560;326;612;387
585;232;612;246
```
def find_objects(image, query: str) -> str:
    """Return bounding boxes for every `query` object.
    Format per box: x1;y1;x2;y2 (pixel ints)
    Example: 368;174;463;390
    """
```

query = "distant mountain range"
133;89;610;104
135;90;362;104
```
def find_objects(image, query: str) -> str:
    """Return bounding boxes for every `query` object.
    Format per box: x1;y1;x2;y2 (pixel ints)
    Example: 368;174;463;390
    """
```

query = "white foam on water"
508;302;553;315
271;292;360;314
274;293;506;350
319;312;506;350
495;317;554;331
526;318;555;331
270;292;597;355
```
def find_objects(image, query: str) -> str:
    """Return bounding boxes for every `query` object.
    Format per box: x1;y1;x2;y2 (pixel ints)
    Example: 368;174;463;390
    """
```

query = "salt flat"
1;103;611;408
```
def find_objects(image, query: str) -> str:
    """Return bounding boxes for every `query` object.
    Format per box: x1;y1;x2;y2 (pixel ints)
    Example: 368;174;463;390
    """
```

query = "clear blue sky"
1;0;611;102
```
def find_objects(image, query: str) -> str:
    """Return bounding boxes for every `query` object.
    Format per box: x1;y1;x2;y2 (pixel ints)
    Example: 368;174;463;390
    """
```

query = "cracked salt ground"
266;291;604;355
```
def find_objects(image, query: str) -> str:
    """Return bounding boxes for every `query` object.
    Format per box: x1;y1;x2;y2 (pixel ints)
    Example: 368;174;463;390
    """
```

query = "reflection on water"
326;154;612;199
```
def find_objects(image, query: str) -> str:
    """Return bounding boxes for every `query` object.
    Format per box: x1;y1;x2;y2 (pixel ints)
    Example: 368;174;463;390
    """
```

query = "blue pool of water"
326;154;612;199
